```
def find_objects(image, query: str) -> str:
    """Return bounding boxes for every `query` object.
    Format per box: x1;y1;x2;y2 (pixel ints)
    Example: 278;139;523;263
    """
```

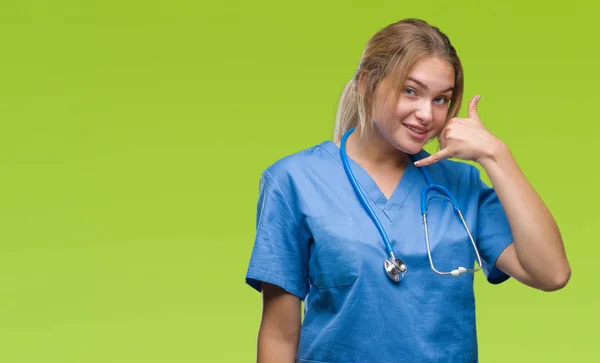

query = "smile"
404;124;427;134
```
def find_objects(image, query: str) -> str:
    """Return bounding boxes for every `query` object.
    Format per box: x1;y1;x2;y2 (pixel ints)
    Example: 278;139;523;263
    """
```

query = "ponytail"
333;79;361;143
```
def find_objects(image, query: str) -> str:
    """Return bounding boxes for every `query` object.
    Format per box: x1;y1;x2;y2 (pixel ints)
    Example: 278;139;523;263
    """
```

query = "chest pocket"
306;216;360;289
424;195;475;272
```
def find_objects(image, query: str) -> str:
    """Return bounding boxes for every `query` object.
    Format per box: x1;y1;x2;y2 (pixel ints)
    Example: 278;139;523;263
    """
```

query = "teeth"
406;125;425;134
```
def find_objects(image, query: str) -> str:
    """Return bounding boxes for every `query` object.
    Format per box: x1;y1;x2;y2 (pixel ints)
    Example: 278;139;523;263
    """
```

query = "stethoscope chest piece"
340;127;483;283
384;257;407;283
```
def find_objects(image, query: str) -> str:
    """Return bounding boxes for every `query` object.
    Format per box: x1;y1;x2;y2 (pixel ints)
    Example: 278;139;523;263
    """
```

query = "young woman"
245;18;570;363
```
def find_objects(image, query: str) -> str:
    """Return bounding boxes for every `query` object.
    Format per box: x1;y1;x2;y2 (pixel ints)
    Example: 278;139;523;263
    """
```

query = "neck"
342;127;409;170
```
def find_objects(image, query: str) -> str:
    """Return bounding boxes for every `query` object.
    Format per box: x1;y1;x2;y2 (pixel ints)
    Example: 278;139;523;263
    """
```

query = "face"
370;56;455;155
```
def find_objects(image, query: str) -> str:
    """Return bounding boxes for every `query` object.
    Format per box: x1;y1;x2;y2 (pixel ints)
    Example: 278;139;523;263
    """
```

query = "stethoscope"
340;127;483;283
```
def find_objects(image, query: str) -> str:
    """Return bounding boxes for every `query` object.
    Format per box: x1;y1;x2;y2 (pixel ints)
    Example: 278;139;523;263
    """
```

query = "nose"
415;100;433;124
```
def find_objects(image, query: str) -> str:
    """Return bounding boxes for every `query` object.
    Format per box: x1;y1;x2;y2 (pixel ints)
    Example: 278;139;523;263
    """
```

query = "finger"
468;95;481;120
414;148;452;167
437;123;454;145
437;128;448;149
438;133;447;149
436;135;444;150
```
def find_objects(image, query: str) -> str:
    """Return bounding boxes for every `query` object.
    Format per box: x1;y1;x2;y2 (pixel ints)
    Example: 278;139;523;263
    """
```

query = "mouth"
403;123;429;137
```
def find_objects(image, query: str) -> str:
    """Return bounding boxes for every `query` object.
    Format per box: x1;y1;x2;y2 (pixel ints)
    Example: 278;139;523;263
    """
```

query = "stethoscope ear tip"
451;267;468;276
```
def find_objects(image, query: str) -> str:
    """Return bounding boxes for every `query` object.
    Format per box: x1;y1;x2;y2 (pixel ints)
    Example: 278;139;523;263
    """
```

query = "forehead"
406;56;455;91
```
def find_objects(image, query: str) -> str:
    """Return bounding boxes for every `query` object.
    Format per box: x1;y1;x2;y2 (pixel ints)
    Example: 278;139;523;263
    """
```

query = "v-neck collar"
319;141;424;222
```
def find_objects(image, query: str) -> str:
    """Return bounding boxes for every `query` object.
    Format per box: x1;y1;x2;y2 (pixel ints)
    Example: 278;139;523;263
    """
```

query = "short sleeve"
245;169;310;300
475;169;514;285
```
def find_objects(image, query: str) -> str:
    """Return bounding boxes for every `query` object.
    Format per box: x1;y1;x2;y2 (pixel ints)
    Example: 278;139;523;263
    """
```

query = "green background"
0;0;597;362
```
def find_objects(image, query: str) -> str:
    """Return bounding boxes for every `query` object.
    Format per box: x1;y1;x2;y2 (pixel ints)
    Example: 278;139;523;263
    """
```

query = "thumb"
414;148;452;167
468;95;481;120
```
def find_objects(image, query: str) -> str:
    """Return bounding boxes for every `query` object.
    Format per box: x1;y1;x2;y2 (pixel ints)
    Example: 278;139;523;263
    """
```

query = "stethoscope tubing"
340;127;483;277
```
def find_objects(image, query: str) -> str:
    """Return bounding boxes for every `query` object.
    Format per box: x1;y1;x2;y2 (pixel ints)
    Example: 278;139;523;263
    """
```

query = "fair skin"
257;284;301;363
257;55;571;362
342;56;456;199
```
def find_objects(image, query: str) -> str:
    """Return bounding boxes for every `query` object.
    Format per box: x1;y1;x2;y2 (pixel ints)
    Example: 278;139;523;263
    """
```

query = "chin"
393;138;427;156
402;146;424;156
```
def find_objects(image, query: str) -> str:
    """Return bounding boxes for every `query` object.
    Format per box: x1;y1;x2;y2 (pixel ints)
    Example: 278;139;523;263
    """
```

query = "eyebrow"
407;77;454;93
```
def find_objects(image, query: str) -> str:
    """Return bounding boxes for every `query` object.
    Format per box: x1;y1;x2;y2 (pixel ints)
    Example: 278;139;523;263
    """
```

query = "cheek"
432;108;449;129
374;101;402;126
393;103;414;122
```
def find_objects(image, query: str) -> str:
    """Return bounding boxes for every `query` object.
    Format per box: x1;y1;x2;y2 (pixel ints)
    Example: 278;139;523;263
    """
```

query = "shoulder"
413;149;483;188
260;141;335;186
254;141;335;217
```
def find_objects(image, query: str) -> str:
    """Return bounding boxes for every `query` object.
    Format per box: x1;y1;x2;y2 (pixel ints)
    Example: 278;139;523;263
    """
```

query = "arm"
414;95;571;291
257;283;302;363
478;143;571;291
245;170;310;360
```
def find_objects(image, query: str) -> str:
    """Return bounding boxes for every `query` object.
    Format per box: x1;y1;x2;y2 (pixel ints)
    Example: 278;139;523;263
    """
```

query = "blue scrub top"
245;140;514;363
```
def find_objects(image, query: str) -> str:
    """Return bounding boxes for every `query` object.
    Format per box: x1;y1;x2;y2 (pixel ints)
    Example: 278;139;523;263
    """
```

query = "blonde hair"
333;18;464;143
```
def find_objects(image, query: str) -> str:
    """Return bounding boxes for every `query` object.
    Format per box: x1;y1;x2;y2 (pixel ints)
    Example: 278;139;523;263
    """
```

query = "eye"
433;96;450;105
403;87;416;96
